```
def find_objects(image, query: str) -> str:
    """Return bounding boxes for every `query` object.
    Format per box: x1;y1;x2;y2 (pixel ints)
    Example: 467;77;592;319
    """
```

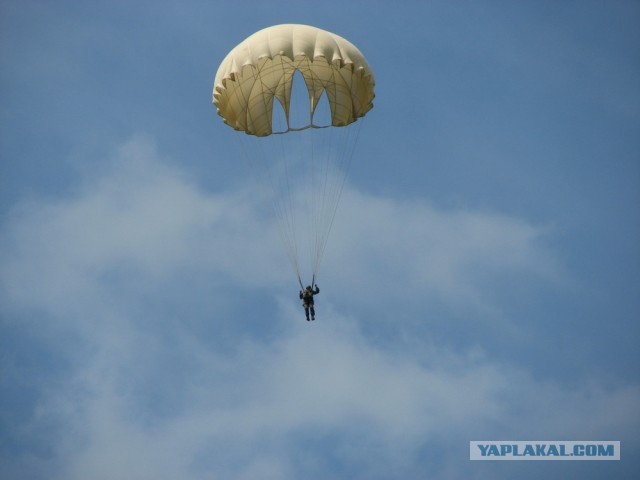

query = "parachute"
213;24;375;287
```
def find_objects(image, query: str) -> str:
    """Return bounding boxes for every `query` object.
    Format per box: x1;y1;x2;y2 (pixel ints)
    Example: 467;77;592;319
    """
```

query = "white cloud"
2;136;637;480
1;134;566;339
328;190;564;308
1;136;282;326
33;309;640;480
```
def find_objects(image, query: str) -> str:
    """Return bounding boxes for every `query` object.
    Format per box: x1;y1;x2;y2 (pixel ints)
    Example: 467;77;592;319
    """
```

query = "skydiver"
299;284;320;321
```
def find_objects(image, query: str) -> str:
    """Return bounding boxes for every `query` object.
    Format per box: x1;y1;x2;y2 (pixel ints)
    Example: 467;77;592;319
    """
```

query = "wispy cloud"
329;189;566;313
1;136;637;480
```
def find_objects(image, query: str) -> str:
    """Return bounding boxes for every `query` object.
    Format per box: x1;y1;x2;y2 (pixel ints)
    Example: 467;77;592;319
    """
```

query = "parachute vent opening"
287;71;312;131
312;90;332;128
272;98;288;134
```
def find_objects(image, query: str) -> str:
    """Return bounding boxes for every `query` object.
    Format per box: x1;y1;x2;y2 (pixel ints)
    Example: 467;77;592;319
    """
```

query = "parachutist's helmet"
306;286;312;290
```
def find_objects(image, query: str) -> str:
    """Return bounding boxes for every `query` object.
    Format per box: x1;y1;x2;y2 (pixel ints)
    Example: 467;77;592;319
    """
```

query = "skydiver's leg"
310;305;315;320
304;305;310;321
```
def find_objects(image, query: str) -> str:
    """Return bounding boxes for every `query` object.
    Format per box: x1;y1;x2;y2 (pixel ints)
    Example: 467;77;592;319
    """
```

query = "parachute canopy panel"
213;24;375;136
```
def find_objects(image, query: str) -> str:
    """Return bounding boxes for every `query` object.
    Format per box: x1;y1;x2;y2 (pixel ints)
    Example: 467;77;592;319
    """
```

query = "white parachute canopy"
213;24;375;287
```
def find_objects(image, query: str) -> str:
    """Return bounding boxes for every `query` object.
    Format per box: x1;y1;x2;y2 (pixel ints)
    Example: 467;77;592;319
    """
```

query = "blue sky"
1;1;639;479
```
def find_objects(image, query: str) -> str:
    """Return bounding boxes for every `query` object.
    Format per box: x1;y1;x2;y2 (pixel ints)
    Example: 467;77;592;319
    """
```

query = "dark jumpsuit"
299;286;320;320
